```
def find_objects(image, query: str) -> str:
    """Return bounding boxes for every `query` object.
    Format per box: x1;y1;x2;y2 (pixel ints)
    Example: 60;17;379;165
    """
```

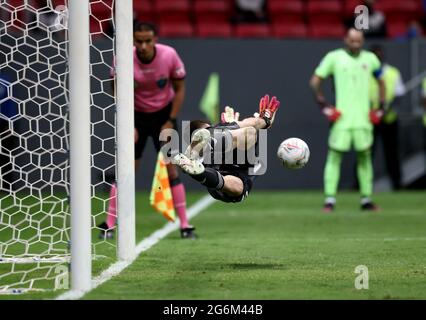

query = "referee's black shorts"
134;102;176;160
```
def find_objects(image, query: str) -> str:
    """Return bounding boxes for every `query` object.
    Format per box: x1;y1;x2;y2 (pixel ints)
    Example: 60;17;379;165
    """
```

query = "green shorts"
328;128;373;152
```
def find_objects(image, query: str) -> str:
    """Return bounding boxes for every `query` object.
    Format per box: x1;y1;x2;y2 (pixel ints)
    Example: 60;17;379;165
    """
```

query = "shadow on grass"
227;263;285;270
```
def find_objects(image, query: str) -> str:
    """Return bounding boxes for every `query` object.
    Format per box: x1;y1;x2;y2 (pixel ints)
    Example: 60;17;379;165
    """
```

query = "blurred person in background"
310;28;386;212
404;20;423;39
98;22;196;240
369;45;405;190
232;0;268;23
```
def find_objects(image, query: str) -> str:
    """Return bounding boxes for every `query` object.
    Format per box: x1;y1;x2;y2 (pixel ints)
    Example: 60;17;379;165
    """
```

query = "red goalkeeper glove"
258;94;280;128
369;109;384;125
322;106;341;122
316;96;340;122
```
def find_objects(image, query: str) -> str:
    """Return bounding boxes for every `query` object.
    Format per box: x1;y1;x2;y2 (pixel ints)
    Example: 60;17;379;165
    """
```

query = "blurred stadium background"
127;0;426;192
0;0;425;299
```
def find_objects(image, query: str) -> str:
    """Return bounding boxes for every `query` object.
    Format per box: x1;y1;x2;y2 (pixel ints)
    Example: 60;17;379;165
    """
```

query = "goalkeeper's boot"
360;198;380;211
322;197;336;213
173;153;205;175
97;222;115;240
180;225;197;240
184;128;211;161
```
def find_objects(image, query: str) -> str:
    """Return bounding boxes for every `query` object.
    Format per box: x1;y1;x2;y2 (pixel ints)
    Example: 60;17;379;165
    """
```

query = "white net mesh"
0;0;117;294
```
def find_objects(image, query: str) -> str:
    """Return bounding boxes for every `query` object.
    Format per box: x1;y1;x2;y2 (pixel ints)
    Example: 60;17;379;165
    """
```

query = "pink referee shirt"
133;44;185;113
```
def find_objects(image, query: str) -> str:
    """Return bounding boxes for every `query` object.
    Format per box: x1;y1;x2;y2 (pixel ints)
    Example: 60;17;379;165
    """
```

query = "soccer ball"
277;138;310;169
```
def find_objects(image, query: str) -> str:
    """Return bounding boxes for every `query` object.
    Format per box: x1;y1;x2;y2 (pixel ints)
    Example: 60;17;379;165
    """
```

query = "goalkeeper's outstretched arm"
221;105;265;129
222;94;280;130
236;116;269;130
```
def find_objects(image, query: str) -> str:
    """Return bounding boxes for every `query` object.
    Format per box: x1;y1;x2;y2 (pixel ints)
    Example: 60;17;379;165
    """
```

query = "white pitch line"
56;195;215;300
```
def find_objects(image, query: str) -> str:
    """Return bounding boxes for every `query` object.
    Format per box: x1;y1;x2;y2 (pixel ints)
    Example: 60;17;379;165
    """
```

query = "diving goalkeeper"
172;94;280;203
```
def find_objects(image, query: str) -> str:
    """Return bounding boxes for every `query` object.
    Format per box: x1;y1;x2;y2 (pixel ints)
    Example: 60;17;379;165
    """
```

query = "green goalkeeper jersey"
315;48;382;130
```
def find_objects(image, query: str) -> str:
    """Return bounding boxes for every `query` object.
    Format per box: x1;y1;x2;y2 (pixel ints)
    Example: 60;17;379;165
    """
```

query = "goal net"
0;0;119;294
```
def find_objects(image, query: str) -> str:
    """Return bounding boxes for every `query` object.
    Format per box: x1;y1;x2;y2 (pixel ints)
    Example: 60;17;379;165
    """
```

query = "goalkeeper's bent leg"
190;167;225;190
356;149;373;198
324;149;343;197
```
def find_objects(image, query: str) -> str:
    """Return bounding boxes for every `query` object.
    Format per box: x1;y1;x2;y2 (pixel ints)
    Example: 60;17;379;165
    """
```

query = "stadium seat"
158;21;194;38
376;0;422;24
267;0;305;24
1;0;33;32
306;0;343;24
51;0;67;7
154;0;191;23
195;22;232;38
193;0;231;23
308;22;345;38
90;0;113;21
3;0;27;8
90;0;113;36
4;0;44;10
343;0;363;19
234;24;271;38
386;22;409;38
272;21;307;38
89;18;112;36
375;0;420;14
133;0;155;23
385;20;424;38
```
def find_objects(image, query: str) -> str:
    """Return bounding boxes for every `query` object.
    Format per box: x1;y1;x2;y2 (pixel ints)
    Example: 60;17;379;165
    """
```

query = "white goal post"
0;0;135;294
68;0;92;293
114;0;135;263
69;0;135;292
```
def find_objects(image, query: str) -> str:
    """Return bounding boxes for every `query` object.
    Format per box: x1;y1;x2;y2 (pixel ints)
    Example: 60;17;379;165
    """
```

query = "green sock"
356;149;373;197
324;149;343;198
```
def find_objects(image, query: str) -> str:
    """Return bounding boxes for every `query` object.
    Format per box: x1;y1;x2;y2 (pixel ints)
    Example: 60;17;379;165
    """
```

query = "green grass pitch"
1;191;426;299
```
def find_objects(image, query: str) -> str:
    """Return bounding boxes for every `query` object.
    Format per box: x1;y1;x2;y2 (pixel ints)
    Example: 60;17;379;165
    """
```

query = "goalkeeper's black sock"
191;167;224;190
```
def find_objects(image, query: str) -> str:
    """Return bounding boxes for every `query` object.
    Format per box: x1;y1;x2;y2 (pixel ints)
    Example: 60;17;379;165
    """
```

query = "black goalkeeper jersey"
203;121;257;173
203;122;260;203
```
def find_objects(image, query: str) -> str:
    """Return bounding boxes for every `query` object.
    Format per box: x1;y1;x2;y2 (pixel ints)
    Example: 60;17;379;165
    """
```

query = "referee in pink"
99;22;196;239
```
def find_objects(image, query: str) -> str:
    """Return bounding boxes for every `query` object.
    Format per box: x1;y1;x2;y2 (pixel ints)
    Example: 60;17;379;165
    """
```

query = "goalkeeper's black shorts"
206;168;257;203
134;102;176;160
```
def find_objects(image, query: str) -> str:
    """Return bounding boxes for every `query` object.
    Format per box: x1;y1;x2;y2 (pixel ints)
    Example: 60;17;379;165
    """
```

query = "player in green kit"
422;78;426;127
310;28;386;212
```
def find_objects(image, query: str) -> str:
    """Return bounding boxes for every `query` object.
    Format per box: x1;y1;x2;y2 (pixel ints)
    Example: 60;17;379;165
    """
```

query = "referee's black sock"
191;167;224;190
